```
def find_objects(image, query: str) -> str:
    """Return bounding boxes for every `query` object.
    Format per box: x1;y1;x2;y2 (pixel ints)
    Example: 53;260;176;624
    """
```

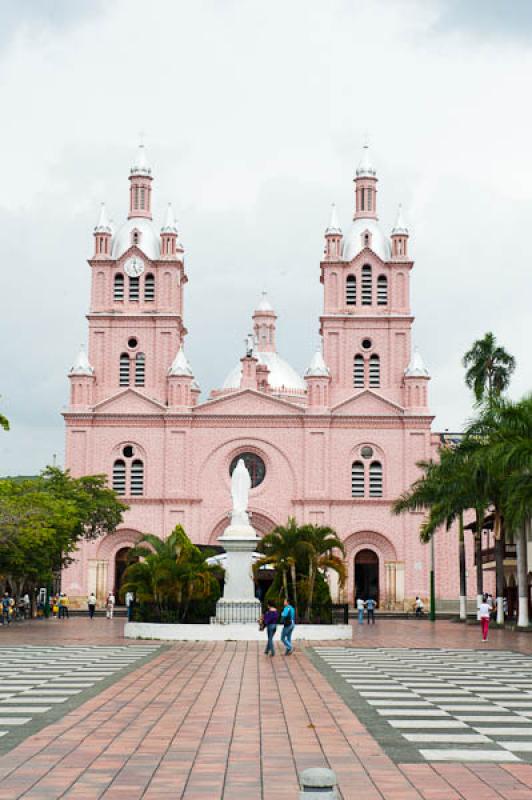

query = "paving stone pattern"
313;646;532;764
0;645;159;754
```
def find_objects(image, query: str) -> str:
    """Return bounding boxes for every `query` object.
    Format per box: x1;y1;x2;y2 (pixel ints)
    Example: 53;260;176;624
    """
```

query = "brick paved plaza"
0;620;531;797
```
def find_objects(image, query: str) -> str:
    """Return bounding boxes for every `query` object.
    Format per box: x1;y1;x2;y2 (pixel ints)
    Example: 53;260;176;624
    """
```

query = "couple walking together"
263;598;295;656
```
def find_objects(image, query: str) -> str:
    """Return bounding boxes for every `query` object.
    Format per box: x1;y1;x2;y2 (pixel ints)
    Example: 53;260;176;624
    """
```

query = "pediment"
93;389;166;414
195;389;303;416
347;247;386;267
331;390;404;416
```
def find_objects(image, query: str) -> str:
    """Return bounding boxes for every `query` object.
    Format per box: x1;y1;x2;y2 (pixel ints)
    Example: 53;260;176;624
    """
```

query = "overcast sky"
0;0;530;475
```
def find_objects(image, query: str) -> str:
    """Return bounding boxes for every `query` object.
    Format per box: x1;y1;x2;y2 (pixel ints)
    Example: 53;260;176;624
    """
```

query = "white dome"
342;217;391;263
222;351;305;392
111;218;160;260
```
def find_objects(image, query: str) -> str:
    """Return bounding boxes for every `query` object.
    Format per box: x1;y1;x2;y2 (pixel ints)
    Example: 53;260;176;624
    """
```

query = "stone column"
96;560;109;604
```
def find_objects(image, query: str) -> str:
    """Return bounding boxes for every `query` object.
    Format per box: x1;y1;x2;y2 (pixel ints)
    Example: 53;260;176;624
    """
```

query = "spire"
256;289;274;313
392;204;408;236
325;203;342;235
94;203;112;234
305;347;330;377
69;346;94;376
356;142;376;178
161;202;178;234
354;142;378;220
130;143;151;177
168;346;193;377
405;347;429;377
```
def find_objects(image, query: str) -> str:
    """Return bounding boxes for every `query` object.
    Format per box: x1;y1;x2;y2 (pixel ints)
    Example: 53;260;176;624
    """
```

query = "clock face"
124;256;145;278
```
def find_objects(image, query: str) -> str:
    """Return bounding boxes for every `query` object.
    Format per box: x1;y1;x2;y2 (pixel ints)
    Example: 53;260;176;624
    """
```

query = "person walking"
51;594;59;618
106;592;116;619
366;597;376;624
479;593;492;642
87;593;97;619
280;598;295;655
58;593;69;619
414;596;424;618
356;596;365;625
22;593;31;620
1;592;12;625
125;591;134;622
263;602;279;656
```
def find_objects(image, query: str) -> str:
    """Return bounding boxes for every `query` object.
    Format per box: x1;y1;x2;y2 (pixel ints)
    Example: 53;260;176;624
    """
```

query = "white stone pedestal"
214;523;261;625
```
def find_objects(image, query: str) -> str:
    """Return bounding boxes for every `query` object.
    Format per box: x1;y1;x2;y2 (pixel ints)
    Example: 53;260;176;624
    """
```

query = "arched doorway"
114;547;137;599
354;549;379;603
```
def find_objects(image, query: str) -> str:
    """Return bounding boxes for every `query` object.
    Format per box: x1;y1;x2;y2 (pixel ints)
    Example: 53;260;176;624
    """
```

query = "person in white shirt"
479;593;492;641
356;597;365;625
106;592;116;619
414;596;424;618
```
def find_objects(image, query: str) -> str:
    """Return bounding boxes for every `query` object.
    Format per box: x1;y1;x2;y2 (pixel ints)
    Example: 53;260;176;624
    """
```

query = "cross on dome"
356;142;376;178
130;143;151;177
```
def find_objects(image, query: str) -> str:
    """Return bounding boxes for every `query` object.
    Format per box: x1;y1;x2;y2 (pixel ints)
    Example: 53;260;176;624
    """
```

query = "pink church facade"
62;144;467;609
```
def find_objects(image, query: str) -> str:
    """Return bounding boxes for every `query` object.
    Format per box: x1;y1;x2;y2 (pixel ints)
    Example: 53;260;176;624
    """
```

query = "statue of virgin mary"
230;458;252;526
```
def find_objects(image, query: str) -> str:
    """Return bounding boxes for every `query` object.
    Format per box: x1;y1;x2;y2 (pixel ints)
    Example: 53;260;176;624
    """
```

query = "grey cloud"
434;0;532;40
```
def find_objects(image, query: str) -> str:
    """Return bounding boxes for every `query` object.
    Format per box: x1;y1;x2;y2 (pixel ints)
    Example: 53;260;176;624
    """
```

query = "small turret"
128;144;153;221
93;203;112;258
354;142;378;221
167;346;194;409
68;346;95;407
391;204;409;259
161;203;182;259
252;291;277;353
305;346;331;409
404;347;430;411
324;204;343;260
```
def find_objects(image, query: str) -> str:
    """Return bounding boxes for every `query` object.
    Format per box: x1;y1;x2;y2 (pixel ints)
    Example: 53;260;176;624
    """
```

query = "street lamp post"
429;534;436;621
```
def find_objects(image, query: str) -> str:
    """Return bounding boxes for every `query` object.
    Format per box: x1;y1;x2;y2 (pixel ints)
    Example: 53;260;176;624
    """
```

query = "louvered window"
119;353;130;386
361;265;372;305
369;354;380;387
346;275;356;305
130;460;144;496
129;276;140;301
114;274;124;301
377;275;388;305
353;355;364;387
369;461;383;497
351;461;364;498
135;353;145;386
112;460;126;495
144;273;155;302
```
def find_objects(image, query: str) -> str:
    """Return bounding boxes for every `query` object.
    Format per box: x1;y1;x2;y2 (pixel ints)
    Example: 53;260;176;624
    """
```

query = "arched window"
112;460;126;495
119;353;130;386
129;276;140;301
351;461;365;498
346;275;356;305
114;273;124;301
353;355;364;387
369;461;383;497
377;275;388;305
135;353;145;386
144;273;155;302
369;354;380;387
130;460;144;496
361;265;372;305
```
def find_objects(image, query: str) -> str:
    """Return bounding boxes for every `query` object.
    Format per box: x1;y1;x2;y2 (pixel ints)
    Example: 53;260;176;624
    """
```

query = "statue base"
214;522;261;624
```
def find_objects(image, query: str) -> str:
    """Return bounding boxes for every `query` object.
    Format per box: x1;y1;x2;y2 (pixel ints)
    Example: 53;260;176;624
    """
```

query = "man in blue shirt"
366;597;376;624
280;598;295;655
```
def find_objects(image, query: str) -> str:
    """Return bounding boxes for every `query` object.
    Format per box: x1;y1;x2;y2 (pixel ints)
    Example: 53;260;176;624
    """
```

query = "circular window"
122;445;134;458
360;446;373;459
229;452;266;488
361;338;372;350
128;337;138;349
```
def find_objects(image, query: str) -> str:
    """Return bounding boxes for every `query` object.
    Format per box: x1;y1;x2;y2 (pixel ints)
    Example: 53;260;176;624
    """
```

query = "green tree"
0;396;8;431
463;331;515;405
303;525;346;623
122;526;222;622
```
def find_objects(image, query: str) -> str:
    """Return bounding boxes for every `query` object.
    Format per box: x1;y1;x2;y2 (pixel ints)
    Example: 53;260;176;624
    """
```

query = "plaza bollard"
299;767;338;799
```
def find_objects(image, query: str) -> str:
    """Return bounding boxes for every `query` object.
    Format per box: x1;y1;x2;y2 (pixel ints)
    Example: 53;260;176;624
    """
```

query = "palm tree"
471;396;532;626
255;518;310;609
463;332;515;405
122;526;222;621
303;525;346;623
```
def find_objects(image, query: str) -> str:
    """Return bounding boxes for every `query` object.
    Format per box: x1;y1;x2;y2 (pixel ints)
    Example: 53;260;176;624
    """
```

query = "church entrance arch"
344;530;399;609
114;547;138;599
354;549;379;603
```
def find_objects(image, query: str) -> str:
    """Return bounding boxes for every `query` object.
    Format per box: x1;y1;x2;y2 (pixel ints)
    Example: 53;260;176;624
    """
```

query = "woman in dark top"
264;603;279;656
